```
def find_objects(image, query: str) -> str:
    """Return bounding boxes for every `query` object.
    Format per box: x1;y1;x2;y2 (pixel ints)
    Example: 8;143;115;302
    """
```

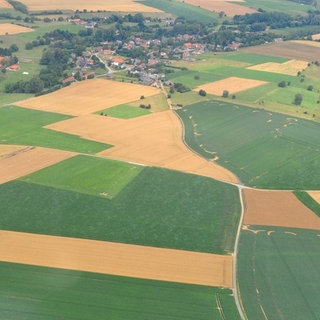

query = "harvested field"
242;41;320;61
311;33;320;41
307;191;320;204
179;0;256;16
18;0;161;12
0;144;26;158
0;146;75;184
16;79;159;116
291;39;320;48
0;230;233;287
243;189;320;230
0;23;33;36
0;0;11;8
247;59;308;76
46;111;238;183
196;77;267;95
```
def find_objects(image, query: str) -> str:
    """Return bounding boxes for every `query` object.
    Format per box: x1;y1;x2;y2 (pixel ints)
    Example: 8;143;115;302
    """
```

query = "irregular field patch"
308;191;320;204
16;78;159;116
247;59;308;76
243;189;320;230
0;146;75;185
242;41;320;61
294;191;320;218
0;23;33;35
97;104;151;119
0;168;241;254
21;155;144;199
0;144;26;157
18;0;161;12
0;0;11;8
0;262;241;320
238;227;320;320
177;101;320;189
0;230;232;287
196;77;268;95
178;0;256;16
46;110;238;183
0;106;110;153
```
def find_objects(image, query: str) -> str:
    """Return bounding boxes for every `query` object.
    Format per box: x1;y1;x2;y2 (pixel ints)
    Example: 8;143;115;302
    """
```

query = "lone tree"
294;93;303;105
199;89;206;96
278;80;286;88
222;89;229;98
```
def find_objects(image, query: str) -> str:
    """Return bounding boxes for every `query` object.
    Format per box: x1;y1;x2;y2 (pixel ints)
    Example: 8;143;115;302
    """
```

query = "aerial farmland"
0;0;319;319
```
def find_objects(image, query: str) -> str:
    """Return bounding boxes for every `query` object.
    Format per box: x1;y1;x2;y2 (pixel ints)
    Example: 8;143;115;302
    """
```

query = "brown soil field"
18;0;161;12
247;59;308;76
196;77;267;95
17;79;159;116
46;111;238;183
0;0;11;8
243;189;320;230
0;23;33;36
307;191;320;204
179;0;256;16
0;230;233;287
242;41;320;61
0;146;76;184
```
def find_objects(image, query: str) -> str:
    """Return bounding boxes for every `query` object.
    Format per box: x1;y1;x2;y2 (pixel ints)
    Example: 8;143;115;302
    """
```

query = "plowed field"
0;231;233;287
17;79;160;116
46;111;238;183
243;189;320;230
0;146;76;184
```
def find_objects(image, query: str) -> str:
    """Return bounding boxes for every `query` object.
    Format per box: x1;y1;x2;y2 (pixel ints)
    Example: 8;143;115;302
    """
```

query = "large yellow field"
17;79;160;116
247;59;309;76
0;0;11;8
0;23;34;36
18;0;161;12
196;77;268;95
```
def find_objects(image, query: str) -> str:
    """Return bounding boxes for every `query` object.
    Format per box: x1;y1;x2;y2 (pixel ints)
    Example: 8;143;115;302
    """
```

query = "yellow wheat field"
18;0;161;12
196;77;267;95
248;59;309;76
0;23;33;35
17;79;160;116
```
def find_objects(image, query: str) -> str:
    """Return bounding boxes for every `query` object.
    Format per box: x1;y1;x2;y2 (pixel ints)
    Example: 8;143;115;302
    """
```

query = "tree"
307;85;313;91
294;93;303;105
222;89;229;98
278;80;287;87
199;89;206;96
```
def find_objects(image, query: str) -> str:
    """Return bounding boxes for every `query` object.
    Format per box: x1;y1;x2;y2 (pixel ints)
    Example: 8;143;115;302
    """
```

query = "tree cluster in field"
5;77;44;93
139;103;151;109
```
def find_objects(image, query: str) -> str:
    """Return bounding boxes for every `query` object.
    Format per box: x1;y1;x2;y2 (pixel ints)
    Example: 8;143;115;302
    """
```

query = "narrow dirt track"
0;231;233;288
0;146;76;184
46;111;238;183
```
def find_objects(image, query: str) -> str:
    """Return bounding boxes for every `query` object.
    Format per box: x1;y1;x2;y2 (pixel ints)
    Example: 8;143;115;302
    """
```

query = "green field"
140;0;218;24
176;101;320;189
0;166;241;254
238;227;320;320
97;104;151;119
217;52;288;65
294;191;320;217
0;106;110;153
21;155;144;199
0;262;241;320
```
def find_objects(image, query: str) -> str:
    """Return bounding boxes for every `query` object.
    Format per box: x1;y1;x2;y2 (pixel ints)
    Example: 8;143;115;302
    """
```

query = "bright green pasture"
97;104;151;119
239;0;314;14
0;93;32;106
0;167;241;254
294;191;320;217
177;101;320;189
166;70;224;88
139;0;218;24
217;52;287;65
238;227;320;320
0;106;110;153
21;155;144;199
0;262;240;320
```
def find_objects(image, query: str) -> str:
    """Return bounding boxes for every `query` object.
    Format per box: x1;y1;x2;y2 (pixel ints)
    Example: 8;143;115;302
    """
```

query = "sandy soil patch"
247;59;309;76
243;41;320;61
46;111;238;183
243;189;320;230
17;79;159;116
0;0;11;8
0;146;76;184
179;0;256;16
18;0;161;12
0;23;33;36
0;230;233;287
307;191;320;204
196;77;267;96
